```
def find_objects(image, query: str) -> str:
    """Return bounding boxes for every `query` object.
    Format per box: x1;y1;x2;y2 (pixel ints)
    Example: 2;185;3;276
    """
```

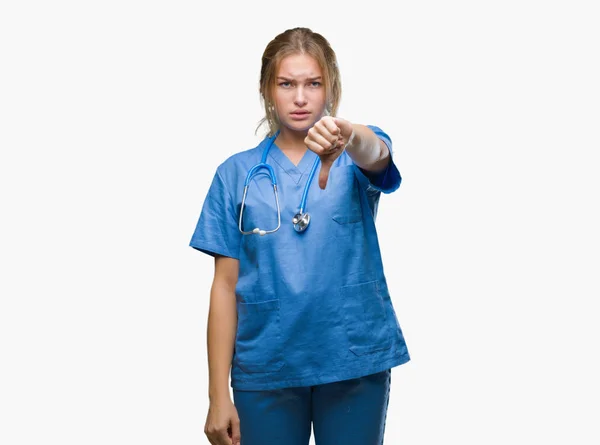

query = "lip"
290;110;310;120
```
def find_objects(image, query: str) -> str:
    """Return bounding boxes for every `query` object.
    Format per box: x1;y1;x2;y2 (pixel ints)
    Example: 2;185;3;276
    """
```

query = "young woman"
190;27;410;445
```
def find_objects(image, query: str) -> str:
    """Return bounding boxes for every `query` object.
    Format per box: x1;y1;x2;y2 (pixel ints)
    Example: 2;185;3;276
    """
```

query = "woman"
190;27;410;445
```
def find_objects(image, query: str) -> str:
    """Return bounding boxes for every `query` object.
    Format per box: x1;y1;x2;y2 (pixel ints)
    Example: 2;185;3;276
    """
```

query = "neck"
275;128;308;153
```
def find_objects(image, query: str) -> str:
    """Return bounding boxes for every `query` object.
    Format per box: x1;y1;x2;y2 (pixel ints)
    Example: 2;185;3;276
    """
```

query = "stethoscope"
238;130;320;236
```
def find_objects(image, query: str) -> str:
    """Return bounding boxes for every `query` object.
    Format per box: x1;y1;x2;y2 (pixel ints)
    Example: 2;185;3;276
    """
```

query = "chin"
282;120;316;133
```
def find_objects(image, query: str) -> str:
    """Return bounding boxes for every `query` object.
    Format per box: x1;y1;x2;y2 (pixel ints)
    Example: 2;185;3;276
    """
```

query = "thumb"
318;159;332;190
230;417;241;445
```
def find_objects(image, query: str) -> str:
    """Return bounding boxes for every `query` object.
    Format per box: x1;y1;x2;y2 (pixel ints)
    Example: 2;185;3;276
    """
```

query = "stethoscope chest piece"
292;212;310;233
239;130;321;236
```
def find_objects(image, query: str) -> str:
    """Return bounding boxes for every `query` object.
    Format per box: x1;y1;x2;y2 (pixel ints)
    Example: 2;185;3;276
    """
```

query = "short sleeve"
354;125;402;194
189;169;241;259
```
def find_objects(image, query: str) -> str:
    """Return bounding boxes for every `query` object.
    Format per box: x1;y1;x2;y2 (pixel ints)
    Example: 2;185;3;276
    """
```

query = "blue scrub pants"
232;369;391;445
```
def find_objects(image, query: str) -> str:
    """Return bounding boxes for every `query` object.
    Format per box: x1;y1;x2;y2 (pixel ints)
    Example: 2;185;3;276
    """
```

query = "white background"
1;0;599;444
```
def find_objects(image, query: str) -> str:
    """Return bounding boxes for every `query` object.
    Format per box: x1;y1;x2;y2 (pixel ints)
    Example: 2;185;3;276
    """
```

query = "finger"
205;431;221;445
307;128;337;152
215;428;230;445
308;122;337;147
332;117;354;142
332;117;350;134
313;121;339;146
305;137;329;156
321;115;340;136
230;417;241;445
318;159;332;189
334;138;345;149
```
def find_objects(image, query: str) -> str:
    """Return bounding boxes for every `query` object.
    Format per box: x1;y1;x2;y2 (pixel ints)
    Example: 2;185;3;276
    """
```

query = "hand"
204;397;241;445
304;116;354;189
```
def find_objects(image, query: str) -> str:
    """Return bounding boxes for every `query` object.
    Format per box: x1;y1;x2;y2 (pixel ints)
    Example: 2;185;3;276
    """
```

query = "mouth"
290;111;310;119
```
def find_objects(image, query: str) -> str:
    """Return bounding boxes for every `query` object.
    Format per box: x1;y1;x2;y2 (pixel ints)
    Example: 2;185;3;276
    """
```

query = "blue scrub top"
190;125;410;390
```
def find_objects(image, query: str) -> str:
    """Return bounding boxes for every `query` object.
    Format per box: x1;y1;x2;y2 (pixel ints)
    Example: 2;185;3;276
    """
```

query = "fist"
304;116;354;189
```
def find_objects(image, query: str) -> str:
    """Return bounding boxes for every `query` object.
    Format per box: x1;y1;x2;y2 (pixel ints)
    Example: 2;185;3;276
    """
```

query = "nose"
294;86;307;107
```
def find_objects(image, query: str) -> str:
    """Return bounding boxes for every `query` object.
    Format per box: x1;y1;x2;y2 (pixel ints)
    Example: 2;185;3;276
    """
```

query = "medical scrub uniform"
190;125;409;444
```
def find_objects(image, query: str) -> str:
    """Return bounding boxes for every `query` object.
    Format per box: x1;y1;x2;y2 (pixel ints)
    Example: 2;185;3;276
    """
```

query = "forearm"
345;124;390;173
206;282;237;401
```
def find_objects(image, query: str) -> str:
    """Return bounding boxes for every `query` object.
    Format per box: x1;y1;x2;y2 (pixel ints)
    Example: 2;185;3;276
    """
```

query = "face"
272;53;327;134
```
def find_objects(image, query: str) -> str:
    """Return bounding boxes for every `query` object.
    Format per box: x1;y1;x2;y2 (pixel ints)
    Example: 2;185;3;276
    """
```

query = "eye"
310;81;322;87
278;81;292;88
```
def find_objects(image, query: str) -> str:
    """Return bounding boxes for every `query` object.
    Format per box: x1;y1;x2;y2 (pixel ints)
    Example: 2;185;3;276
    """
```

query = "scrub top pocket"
341;280;392;356
329;166;363;224
234;299;285;373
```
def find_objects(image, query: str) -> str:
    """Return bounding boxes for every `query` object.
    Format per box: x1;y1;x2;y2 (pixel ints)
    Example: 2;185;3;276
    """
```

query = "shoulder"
214;136;270;185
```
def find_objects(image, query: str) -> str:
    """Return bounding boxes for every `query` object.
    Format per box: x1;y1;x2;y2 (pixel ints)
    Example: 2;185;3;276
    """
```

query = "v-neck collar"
268;142;317;185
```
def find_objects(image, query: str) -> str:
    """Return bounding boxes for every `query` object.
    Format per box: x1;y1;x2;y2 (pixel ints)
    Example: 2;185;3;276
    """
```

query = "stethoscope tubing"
239;131;319;235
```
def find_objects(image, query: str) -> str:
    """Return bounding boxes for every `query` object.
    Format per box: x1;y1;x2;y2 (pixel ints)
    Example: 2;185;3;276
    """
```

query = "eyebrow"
277;76;322;81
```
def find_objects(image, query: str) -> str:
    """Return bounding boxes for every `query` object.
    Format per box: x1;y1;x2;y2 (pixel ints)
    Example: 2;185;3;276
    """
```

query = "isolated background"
1;0;599;444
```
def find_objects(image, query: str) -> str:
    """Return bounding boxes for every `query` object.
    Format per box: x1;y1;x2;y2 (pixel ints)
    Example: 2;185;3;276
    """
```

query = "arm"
207;254;239;402
305;117;392;189
343;123;391;173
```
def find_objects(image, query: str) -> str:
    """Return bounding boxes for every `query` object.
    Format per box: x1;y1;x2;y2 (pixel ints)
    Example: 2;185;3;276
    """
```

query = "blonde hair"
256;27;342;137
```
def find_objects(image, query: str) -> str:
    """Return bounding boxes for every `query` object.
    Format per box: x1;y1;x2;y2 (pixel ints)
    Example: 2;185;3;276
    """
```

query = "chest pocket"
329;166;363;224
